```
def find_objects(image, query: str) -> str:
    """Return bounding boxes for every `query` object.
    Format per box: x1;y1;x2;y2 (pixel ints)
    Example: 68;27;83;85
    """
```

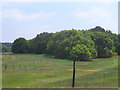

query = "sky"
0;0;118;42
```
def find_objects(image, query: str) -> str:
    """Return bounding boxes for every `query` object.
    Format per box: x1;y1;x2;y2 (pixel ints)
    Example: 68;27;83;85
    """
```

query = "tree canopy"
11;38;29;53
91;32;115;57
11;26;119;60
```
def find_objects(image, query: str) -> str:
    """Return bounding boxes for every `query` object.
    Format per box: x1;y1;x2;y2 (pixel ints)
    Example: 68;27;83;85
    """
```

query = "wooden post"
72;60;76;88
5;64;7;70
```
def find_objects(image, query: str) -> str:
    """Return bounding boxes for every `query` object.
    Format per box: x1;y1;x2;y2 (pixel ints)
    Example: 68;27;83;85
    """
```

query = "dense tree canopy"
0;43;12;52
47;30;97;59
89;26;105;32
29;32;53;54
91;32;115;57
70;44;91;60
11;38;29;53
118;34;120;55
11;26;119;60
2;46;11;52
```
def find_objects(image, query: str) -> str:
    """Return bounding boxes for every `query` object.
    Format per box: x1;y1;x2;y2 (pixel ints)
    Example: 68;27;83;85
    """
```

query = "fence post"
5;64;7;70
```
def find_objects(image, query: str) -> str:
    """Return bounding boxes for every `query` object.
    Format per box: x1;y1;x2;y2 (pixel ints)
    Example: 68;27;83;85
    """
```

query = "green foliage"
2;43;12;47
91;32;115;57
2;46;11;52
70;44;91;60
11;26;119;59
0;43;12;52
108;33;118;54
118;34;120;55
29;32;53;54
89;26;105;32
47;30;81;58
11;38;29;53
47;30;97;60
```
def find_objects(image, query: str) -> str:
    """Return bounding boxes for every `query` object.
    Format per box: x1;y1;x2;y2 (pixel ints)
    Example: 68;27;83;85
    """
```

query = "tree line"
11;26;120;60
0;43;12;52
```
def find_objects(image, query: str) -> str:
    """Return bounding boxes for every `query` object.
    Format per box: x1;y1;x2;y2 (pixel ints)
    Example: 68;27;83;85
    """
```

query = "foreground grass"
2;54;118;88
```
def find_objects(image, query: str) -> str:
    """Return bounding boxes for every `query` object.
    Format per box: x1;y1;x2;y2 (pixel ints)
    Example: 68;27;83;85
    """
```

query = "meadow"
2;54;118;88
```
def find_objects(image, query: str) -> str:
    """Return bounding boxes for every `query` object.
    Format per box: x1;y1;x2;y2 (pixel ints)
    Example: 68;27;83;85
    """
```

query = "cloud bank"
71;7;117;33
3;9;56;21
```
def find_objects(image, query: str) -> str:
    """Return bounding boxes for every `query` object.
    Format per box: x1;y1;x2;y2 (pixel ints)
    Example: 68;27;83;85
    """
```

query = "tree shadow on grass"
42;54;93;62
79;59;92;62
69;59;93;62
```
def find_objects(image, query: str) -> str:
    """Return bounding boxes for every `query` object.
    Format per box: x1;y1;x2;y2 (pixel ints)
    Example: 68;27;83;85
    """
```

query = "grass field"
2;54;118;88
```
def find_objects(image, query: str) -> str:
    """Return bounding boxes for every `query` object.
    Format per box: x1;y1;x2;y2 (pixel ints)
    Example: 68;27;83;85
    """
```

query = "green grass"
2;54;118;88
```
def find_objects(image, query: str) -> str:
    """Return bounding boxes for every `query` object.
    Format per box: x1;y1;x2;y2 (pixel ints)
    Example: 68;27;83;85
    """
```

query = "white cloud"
71;7;117;33
3;9;56;21
14;23;54;41
71;7;112;22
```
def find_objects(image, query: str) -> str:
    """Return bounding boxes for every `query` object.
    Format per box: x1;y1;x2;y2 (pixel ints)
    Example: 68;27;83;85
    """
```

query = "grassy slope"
2;54;118;88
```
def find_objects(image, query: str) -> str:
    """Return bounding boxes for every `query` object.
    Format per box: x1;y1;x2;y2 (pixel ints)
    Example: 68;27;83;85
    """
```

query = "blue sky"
1;1;118;42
